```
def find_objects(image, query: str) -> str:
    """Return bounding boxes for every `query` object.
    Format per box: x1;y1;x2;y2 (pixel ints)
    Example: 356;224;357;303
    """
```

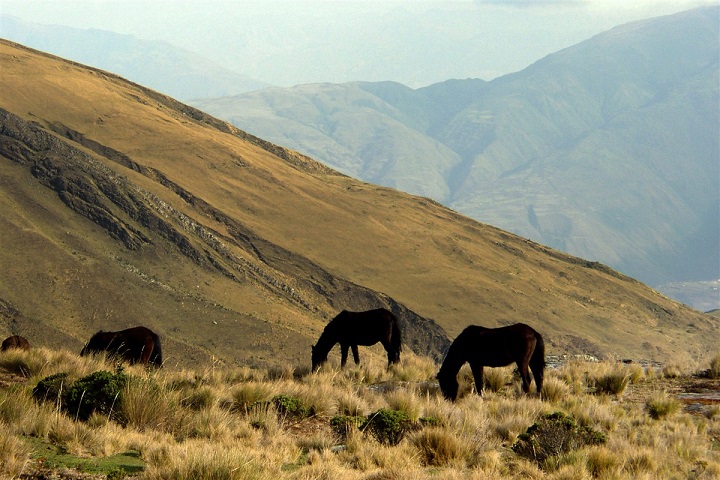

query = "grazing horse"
311;308;402;372
81;326;163;367
437;323;545;401
1;335;30;351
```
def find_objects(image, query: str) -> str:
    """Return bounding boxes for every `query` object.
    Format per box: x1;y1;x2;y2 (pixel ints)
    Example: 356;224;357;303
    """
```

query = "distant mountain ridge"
193;6;719;293
0;15;270;100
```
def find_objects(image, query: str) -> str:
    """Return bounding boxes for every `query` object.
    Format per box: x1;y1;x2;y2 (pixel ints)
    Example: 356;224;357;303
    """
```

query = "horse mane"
437;326;478;379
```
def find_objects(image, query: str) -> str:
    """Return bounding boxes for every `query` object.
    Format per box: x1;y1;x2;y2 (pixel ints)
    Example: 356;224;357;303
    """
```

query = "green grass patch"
24;435;144;476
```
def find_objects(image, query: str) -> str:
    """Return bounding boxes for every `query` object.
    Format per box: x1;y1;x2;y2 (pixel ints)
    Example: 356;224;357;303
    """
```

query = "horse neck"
438;339;467;378
315;327;338;357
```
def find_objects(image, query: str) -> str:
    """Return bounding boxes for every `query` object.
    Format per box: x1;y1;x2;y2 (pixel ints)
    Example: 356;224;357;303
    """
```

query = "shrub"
271;394;312;419
33;372;70;407
63;370;128;422
330;415;364;440
512;412;606;466
361;408;417;445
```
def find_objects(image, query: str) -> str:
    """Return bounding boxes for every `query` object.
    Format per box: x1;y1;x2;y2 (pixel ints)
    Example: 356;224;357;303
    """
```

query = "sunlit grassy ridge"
1;39;718;370
1;348;718;479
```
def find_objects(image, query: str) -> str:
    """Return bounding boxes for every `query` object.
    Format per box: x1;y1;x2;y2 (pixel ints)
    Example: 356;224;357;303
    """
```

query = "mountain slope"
0;15;270;100
193;6;719;291
0;39;717;369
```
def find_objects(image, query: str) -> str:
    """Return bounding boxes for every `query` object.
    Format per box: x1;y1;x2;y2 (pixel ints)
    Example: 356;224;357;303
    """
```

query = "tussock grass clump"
483;366;512;393
708;353;720;379
143;440;265;480
0;423;32;477
645;392;681;420
593;372;629;396
411;427;462;467
228;382;274;412
540;376;570;404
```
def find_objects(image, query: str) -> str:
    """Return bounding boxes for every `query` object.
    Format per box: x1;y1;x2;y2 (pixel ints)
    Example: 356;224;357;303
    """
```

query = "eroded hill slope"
0;40;716;368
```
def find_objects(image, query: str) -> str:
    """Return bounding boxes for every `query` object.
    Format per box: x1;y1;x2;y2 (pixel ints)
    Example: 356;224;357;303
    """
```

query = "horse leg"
469;362;485;396
139;340;153;366
351;345;360;365
380;340;394;368
340;344;349;368
517;360;532;393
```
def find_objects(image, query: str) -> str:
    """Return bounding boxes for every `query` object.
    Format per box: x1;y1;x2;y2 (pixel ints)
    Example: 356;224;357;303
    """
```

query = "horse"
436;323;545;401
311;308;402;372
80;326;163;367
1;335;30;351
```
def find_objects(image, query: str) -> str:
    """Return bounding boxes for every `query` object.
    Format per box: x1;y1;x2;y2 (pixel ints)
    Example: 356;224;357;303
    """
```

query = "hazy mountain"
0;15;270;100
2;39;716;368
193;7;719;298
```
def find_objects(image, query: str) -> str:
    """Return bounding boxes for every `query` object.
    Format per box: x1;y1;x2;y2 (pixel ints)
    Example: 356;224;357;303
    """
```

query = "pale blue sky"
1;0;716;86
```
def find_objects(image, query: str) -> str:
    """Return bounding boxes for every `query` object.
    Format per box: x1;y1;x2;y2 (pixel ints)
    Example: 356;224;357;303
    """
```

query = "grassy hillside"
0;39;717;371
194;6;719;291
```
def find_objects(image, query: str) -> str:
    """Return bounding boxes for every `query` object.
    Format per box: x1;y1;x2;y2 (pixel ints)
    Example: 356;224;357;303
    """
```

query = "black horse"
311;308;402;372
1;335;30;351
437;323;545;401
81;326;163;367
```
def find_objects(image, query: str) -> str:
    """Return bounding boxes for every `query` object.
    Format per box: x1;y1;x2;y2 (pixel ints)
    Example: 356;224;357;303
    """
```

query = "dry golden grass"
0;349;719;479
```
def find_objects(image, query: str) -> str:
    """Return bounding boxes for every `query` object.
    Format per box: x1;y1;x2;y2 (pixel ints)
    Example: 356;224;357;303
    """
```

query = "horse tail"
530;330;545;393
391;316;402;362
150;333;163;368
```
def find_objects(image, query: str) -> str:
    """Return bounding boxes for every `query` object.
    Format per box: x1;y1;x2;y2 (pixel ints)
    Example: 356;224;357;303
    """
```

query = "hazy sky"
1;0;716;86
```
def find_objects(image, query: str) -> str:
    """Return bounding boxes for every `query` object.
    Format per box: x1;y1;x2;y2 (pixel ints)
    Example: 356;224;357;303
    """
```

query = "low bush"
32;372;70;406
330;414;364;440
63;370;128;422
512;412;606;466
272;394;312;419
361;408;417;445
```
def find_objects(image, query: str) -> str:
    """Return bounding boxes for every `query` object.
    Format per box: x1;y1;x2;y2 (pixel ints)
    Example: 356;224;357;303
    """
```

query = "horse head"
311;344;325;372
436;371;459;401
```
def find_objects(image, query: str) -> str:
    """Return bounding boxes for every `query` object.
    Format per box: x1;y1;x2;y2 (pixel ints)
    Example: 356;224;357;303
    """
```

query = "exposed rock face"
0;107;450;362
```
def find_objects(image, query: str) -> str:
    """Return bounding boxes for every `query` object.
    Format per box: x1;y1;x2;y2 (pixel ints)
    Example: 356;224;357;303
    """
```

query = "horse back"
333;308;396;346
1;335;30;351
463;323;538;366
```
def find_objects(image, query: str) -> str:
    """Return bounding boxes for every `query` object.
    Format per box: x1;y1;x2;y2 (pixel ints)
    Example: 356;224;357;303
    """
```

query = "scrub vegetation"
1;347;719;479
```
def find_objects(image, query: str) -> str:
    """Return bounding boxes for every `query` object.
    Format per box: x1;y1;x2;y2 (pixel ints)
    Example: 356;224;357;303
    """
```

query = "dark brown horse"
437;323;545;401
312;308;402;372
1;335;30;351
81;326;163;367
